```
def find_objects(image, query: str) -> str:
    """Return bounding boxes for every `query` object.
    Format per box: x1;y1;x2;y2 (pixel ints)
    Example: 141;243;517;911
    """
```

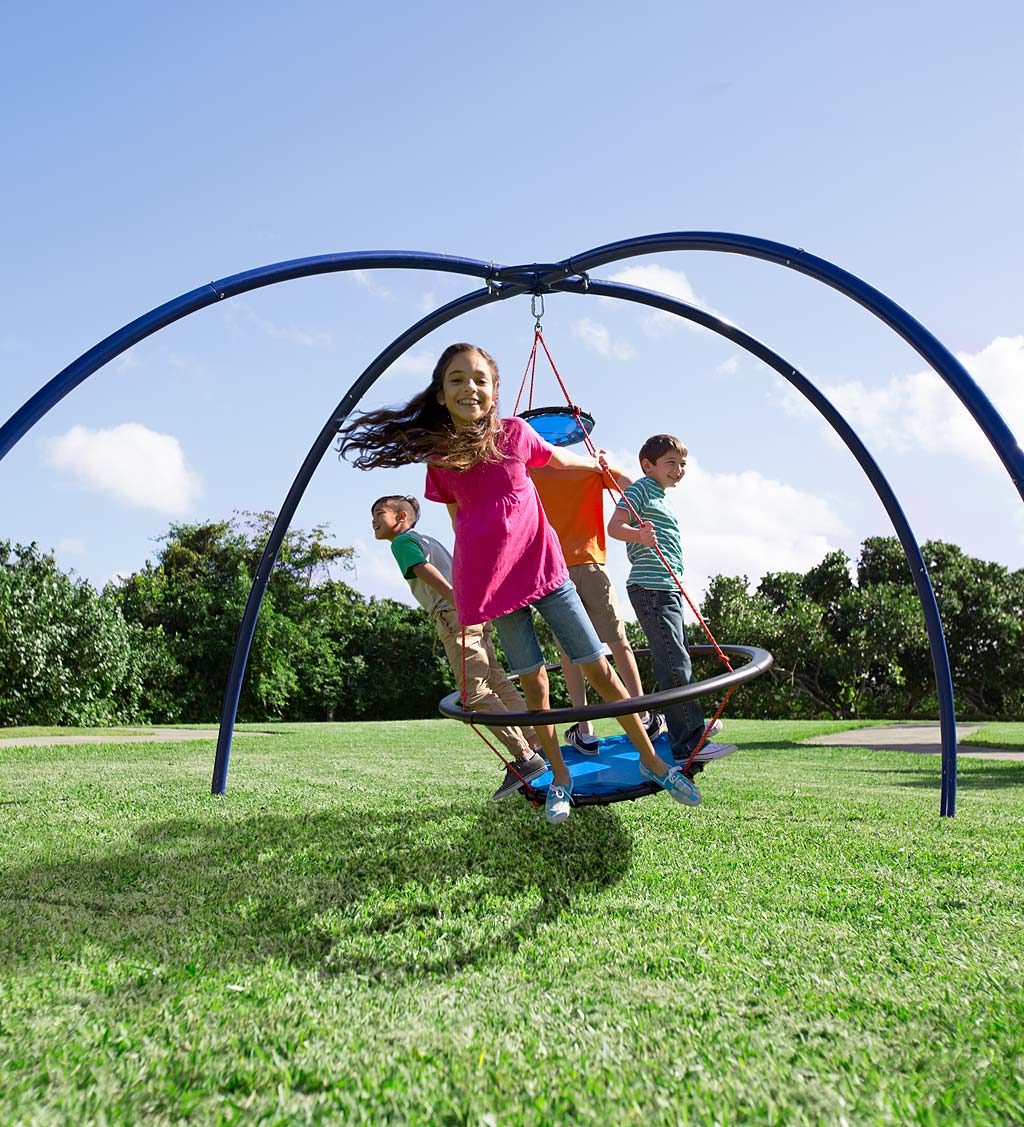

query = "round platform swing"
441;645;774;806
446;301;774;808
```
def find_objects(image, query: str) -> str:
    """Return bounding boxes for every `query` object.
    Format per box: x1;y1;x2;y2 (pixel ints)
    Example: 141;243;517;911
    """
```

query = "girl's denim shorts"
492;578;605;675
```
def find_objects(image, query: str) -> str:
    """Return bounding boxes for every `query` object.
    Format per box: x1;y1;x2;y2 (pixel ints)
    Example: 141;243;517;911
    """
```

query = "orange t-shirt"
529;465;608;566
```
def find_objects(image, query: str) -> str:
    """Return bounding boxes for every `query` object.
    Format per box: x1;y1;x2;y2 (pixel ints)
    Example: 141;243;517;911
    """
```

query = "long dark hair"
336;343;506;471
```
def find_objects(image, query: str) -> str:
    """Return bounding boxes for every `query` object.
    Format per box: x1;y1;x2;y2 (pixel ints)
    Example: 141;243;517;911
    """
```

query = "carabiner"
530;293;545;333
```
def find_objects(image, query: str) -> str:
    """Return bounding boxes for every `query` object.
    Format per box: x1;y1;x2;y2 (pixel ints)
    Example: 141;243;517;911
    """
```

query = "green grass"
1;720;1022;1126
961;722;1024;751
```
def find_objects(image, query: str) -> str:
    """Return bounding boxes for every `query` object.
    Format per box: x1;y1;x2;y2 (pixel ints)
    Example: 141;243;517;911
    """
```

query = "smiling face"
370;501;407;540
437;348;496;429
642;450;687;489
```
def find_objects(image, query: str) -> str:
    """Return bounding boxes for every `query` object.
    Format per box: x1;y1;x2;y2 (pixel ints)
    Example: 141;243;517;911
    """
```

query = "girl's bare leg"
517;666;571;786
555;639;594;738
607;638;651;727
579;657;671;774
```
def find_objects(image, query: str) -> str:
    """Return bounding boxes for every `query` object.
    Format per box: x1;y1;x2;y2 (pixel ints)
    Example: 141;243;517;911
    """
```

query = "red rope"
513;333;540;416
530;327;737;764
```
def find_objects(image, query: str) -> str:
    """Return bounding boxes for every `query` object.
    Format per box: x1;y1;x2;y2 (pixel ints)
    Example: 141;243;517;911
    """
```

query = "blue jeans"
493;579;605;675
627;584;705;759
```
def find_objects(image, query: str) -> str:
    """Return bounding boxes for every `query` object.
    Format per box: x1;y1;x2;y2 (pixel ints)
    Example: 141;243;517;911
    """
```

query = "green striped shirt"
617;475;685;591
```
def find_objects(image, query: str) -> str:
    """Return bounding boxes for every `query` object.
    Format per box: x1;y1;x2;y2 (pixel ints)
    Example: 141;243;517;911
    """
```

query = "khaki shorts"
569;563;627;645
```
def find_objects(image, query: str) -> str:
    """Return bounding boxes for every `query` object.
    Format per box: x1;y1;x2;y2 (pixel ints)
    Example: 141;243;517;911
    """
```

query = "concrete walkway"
802;723;1024;761
0;728;234;748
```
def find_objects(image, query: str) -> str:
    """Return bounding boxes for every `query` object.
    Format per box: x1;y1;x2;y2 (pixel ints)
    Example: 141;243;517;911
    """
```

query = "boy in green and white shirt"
370;495;545;799
608;435;736;771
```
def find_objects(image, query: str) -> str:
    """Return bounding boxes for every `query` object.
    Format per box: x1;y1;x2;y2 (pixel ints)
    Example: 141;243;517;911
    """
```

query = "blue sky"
3;0;1023;616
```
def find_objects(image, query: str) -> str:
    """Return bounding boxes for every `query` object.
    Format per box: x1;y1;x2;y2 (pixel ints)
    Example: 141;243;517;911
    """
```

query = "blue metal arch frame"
3;232;1017;817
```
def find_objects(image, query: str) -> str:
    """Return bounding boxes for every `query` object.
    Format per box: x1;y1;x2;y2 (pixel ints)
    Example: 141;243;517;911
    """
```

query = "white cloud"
223;299;332;347
56;538;85;554
115;348;142;373
677;459;849;607
350;536;417;607
369;349;436;392
43;423;202;516
389;351;435;376
786;336;1024;470
715;355;741;377
351;270;392;300
572;317;635;360
607;264;721;335
599;450;849;615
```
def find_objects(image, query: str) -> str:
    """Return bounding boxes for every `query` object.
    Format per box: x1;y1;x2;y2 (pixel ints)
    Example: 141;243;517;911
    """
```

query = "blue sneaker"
638;760;702;807
545;779;573;824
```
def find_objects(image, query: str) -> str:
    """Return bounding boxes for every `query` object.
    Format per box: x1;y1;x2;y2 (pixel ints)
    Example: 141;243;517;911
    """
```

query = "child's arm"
608;506;658;547
599;457;633;491
545;447;602;473
411;561;456;606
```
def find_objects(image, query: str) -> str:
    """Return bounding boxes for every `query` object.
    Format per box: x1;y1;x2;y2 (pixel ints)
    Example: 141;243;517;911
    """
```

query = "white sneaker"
693;741;738;762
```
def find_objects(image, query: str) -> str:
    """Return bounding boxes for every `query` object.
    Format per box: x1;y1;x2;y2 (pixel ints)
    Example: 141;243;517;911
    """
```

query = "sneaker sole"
491;764;547;801
693;742;738;762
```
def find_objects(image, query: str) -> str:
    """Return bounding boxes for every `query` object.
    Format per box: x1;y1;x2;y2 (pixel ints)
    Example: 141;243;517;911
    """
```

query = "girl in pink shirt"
338;343;700;823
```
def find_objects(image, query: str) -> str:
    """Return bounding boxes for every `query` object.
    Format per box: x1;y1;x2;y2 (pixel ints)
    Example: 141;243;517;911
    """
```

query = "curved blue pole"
557;233;1024;499
560;277;958;815
0;251;500;461
210;282;520;794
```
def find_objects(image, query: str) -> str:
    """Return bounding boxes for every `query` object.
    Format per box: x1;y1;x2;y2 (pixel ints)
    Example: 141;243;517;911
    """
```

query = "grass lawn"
961;722;1024;752
1;719;1022;1126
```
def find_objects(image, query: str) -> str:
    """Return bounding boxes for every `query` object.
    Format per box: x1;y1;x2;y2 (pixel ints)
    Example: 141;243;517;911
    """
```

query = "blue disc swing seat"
440;644;774;807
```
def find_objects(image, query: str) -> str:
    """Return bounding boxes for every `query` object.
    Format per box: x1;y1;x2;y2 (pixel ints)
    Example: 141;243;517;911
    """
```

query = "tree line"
2;518;1022;727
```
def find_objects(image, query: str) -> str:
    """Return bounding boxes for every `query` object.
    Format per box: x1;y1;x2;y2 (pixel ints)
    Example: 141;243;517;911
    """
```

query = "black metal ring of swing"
438;644;773;727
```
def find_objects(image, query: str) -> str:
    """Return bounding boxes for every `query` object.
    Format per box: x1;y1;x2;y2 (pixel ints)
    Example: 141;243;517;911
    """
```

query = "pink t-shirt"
424;416;568;625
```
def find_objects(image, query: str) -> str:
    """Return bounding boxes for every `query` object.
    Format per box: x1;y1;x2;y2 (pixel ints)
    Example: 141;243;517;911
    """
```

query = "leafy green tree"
0;541;151;725
923;540;1024;718
116;517;354;721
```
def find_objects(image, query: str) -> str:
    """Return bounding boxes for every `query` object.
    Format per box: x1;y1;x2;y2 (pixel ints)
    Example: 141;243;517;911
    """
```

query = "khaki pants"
435;607;538;758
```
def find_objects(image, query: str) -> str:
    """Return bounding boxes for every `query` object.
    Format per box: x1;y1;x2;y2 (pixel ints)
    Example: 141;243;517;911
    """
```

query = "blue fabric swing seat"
517;406;595;447
520;730;686;807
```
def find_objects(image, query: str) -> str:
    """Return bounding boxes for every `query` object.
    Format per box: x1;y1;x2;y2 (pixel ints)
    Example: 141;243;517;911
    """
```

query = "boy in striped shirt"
608;435;737;771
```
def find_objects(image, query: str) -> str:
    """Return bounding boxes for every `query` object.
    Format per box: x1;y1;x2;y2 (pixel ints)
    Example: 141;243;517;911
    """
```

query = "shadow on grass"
1;797;632;984
745;738;1024;795
845;759;1024;792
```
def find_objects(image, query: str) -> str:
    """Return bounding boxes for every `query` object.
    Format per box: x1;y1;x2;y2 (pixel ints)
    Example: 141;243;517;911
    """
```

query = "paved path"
802;723;1024;761
0;728;237;748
